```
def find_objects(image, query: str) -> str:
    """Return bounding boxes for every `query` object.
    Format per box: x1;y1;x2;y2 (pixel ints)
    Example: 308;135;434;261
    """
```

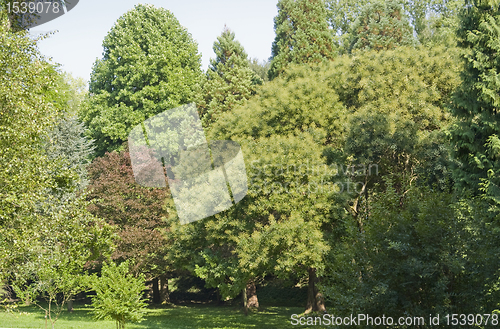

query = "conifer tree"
326;0;464;50
349;0;416;52
46;115;94;193
451;0;500;203
268;0;335;80
197;27;261;128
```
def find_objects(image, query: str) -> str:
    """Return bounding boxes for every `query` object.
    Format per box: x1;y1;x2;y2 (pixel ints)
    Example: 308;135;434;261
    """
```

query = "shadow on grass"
133;305;302;329
1;302;315;329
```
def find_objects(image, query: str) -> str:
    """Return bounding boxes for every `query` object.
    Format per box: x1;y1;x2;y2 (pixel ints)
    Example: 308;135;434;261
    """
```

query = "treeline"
1;0;500;328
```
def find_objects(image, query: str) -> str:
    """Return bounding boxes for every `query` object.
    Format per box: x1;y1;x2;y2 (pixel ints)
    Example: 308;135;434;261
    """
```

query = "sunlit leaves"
82;4;202;156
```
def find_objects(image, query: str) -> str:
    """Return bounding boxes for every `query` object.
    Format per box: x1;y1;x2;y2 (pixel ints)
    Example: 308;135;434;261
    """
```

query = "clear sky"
31;0;279;82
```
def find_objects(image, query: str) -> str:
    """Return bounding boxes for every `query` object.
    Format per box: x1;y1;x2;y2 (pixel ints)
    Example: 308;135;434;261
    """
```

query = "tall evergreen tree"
46;115;94;193
327;0;465;50
349;0;416;52
80;4;202;156
451;0;500;204
196;27;261;128
268;0;335;80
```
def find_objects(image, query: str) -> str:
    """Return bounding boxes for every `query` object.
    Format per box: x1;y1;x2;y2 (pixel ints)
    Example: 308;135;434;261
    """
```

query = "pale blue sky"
32;0;279;82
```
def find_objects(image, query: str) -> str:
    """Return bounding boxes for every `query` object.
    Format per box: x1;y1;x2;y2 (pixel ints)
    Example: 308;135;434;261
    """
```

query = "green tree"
326;0;370;51
91;261;148;329
10;194;113;329
207;43;462;313
0;15;60;227
80;4;202;156
169;133;341;314
326;0;465;51
403;0;465;45
248;58;270;83
203;64;350;313
196;27;261;128
59;72;87;116
331;180;493;318
45;115;94;193
451;0;500;204
268;0;335;80
349;0;416;52
332;46;461;224
0;16;113;324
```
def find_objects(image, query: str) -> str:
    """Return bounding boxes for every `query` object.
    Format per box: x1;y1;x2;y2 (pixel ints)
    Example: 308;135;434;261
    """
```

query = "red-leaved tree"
86;147;171;303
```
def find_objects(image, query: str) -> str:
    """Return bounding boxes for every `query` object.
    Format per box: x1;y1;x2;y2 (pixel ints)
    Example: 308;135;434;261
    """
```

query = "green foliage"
59;72;88;116
326;0;465;51
326;0;370;37
0;16;113;327
0;16;60;226
45;115;94;192
338;181;493;316
196;27;261;128
8;192;113;328
349;0;416;52
403;0;465;46
268;0;335;80
209;64;346;145
197;64;350;305
204;45;461;307
90;261;148;329
248;58;270;83
81;4;202;156
451;0;500;204
334;46;461;194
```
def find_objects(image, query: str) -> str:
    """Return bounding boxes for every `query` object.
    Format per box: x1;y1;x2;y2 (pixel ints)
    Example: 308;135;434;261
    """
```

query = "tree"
0;15;113;324
268;0;335;80
248;58;270;83
0;13;60;229
59;72;87;116
403;0;465;45
80;4;202;156
10;194;113;329
168;133;340;314
45;115;95;193
349;0;416;52
196;27;261;128
204;64;350;313
331;180;495;317
91;261;148;329
86;148;171;303
208;39;462;311
326;0;370;51
326;0;465;51
451;0;500;205
331;46;461;224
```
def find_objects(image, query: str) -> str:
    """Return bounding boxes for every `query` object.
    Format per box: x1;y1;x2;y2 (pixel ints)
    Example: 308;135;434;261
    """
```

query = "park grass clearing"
0;302;326;329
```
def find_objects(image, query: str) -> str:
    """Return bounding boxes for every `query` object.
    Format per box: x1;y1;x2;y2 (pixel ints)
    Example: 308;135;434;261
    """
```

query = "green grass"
0;303;326;329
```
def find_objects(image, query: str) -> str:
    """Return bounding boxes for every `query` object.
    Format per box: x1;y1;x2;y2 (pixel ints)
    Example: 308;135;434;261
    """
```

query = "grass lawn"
0;303;327;329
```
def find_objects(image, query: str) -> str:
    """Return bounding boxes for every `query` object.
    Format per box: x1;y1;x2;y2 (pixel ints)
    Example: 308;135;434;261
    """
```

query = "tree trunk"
160;276;169;303
242;279;259;315
305;267;326;314
242;283;248;316
152;277;161;304
67;299;73;312
246;280;259;309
